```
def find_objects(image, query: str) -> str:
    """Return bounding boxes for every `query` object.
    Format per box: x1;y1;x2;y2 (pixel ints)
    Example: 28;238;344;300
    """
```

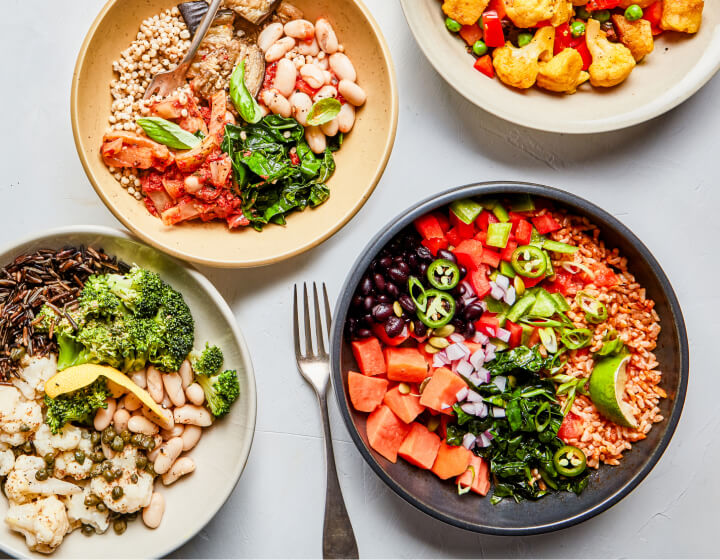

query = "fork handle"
317;392;359;559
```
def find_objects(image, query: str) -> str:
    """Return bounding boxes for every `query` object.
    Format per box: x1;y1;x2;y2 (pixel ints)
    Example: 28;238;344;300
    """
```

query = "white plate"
0;227;256;558
401;0;720;133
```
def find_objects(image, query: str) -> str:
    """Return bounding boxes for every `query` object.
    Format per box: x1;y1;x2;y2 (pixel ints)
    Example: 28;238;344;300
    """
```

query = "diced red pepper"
554;23;572;55
432;210;451;233
573;41;592;71
459;24;483;46
476;210;499;231
586;0;621;9
473;55;495;78
474;231;487;245
486;0;506;19
513;219;533;245
535;19;552;28
505;320;523;349
372;323;409;347
558;411;583;441
421;237;449;257
295;79;320;97
453;239;485;271
508;211;527;224
449;212;476;240
470;266;491;298
642;1;663;34
480;248;501;269
591;266;618;288
531;214;561;235
446;227;460;247
544;270;584;295
475;315;499;338
481;11;504;47
522;275;545;288
414;214;445;240
500;240;518;263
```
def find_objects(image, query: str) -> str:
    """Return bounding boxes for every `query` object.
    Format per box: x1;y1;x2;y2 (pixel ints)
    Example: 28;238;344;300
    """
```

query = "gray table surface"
4;0;719;558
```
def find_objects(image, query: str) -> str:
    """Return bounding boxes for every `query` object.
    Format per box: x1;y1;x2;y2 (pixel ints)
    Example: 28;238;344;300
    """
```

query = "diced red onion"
477;433;492;448
456;359;474;377
455;387;469;402
489;283;505;301
446;343;466;361
483;429;494;441
484;346;496;363
449;333;465;344
495;274;510;291
468;372;482;386
461;402;488;417
493;376;507;392
492;406;506;418
462;433;477;449
472;332;489;344
495;327;511;343
503;286;516;306
466;390;483;403
432;354;446;369
476;367;490;384
469;349;485;370
460;403;478;415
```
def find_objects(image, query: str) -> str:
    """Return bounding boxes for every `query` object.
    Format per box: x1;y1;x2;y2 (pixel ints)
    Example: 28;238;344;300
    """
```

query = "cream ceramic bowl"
0;227;256;559
401;0;720;133
72;0;398;268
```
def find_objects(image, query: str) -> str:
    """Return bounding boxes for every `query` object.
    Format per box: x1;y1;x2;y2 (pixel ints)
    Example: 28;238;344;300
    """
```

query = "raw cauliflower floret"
537;48;590;93
64;487;110;534
551;0;574;26
612;14;655;61
503;0;554;28
0;386;43;447
90;447;153;514
492;27;555;89
586;18;636;87
442;0;489;25
6;496;71;554
13;355;57;401
661;0;703;34
0;448;15;476
54;436;94;481
33;423;83;458
4;455;81;505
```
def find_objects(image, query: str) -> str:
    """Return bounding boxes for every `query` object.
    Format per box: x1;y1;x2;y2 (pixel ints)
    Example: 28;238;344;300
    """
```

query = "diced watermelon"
398;423;442;469
456;455;491;496
348;371;388;413
385;347;428;384
421;237;449;257
431;442;472;480
419;367;467;415
366;405;411;463
513;219;533;245
500;240;518;263
384;386;426;425
351;338;386;376
481;248;501;269
532;214;561;234
414;214;445;239
470;267;491;298
476;210;499;231
505;320;523;348
476;315;498;337
372;323;409;347
450;211;476;240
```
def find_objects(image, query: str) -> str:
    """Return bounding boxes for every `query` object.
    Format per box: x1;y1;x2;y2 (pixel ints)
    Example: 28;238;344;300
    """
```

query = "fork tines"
293;282;332;359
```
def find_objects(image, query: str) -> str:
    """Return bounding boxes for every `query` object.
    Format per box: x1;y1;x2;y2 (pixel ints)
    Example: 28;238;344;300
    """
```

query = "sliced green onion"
534;402;552;432
597;329;624;356
521;317;564;328
576;291;608;323
542;240;579;254
539;327;558;353
560;328;593;349
561;261;595;279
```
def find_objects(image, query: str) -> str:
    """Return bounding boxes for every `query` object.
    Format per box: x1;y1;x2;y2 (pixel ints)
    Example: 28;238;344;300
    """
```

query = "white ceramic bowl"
401;0;720;133
0;227;256;558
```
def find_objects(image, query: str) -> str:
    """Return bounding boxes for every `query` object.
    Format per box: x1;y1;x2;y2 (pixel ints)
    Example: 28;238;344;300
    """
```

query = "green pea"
35;469;49;481
113;518;127;534
75;451;86;464
111;486;124;501
576;6;591;20
472;40;488;56
445;17;462;33
570;21;586;37
592;10;611;23
624;4;643;21
517;33;533;48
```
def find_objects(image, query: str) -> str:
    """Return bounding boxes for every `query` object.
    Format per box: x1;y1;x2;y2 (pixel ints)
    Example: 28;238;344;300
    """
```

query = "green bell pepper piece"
449;199;483;225
484;297;508;314
529;288;557;318
486;222;513;248
499;261;516;278
507;292;536;323
550;292;570;312
509;194;535;212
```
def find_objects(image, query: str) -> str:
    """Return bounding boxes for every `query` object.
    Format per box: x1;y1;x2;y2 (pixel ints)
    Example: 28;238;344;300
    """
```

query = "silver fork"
143;0;223;100
293;283;359;559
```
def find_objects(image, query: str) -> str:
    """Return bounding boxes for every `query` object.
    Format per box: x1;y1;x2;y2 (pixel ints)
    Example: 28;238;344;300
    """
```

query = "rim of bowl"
330;181;689;535
0;225;257;557
399;0;720;134
70;0;399;268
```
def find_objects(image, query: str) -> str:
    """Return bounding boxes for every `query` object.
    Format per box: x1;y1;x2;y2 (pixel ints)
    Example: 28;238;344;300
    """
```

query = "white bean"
297;38;319;56
257;103;270;118
113;408;130;433
300;64;325;89
93;398;116;432
329;53;357;82
146;366;164;404
337;103;356;133
161;457;196;485
289;91;313;126
101;442;115;460
142;492;165;529
147;435;163;462
261;89;292;118
130;368;147;389
123;393;142;412
265;36;296;63
284;19;314;40
161;393;172;410
153;437;183;475
338;80;366;107
161;424;184;440
174;405;213;427
185;383;205;406
162;372;185;407
273;58;297;98
179;360;193;389
305;126;327;154
316;56;329;71
323;70;333;85
258;22;284;53
181;425;202;452
314;85;337;102
128;414;158;436
321;118;339;137
315;18;338;54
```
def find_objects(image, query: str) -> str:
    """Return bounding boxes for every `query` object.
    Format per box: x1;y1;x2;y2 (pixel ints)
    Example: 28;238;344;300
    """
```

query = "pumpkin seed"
432;324;455;338
424;344;441;355
398;383;411;395
428;336;450;349
514;275;525;296
419;377;432;394
393;301;403;317
427;417;440;432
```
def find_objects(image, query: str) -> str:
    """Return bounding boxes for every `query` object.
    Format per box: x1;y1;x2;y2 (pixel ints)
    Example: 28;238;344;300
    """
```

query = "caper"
96;502;107;512
35;469;49;481
102;426;117;444
21;441;33;454
111;486;124;500
75;450;86;464
92;451;105;463
130;473;138;484
81;524;95;536
126;511;138;521
145;464;156;477
90;432;101;445
10;347;26;362
43;453;55;467
146;437;156;451
84;494;100;507
139;435;152;449
103;469;115;482
130;434;143;447
19;424;30;433
135;456;148;470
113;518;127;534
113;468;123;480
90;465;103;477
120;430;131;443
111;436;125;452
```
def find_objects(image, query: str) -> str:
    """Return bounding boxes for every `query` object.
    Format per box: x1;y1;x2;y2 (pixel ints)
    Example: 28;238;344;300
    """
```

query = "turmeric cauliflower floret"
586;18;636;87
551;0;574;26
503;0;554;28
0;386;43;447
442;0;490;26
612;14;655;61
661;0;703;34
5;496;71;554
0;448;15;476
537;48;590;93
493;27;555;89
32;423;83;458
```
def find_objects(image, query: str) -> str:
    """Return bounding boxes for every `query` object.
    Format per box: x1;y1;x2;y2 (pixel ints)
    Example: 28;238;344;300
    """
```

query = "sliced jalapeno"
511;245;547;278
427;259;460;290
417;290;456;328
576;291;608;323
560;328;593;350
553;445;587;477
408;276;427;313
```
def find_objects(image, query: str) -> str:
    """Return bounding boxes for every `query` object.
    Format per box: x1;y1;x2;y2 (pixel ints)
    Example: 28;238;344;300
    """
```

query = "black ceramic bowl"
330;182;689;535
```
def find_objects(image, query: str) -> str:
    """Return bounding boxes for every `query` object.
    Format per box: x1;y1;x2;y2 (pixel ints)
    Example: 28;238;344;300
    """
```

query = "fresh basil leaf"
306;98;342;126
135;117;201;150
229;60;263;124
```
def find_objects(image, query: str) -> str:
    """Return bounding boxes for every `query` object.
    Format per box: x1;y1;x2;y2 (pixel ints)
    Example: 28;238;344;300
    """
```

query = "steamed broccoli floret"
44;379;109;434
79;275;122;318
196;370;239;417
189;344;224;377
147;287;194;372
105;267;165;317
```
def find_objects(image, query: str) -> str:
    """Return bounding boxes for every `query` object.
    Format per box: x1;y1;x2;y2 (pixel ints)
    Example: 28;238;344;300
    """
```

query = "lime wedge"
589;352;637;429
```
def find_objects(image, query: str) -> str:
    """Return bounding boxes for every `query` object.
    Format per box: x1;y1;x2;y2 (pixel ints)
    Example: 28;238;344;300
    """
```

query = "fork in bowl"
293;283;358;559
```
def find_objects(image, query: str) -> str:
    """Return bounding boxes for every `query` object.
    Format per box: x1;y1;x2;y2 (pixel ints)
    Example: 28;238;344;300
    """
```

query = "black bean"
413;320;428;338
418;263;429;277
459;265;467;278
388;267;408;284
351;295;363;308
363;296;375;311
437;249;457;263
417;246;432;260
398;294;416;313
372;304;393;322
386;282;400;298
376;294;390;303
356;328;372;338
373;273;386;292
464;322;476;338
464;302;485;321
379;256;392;269
408;254;418;269
384;316;404;338
360;276;373;295
362;313;374;327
